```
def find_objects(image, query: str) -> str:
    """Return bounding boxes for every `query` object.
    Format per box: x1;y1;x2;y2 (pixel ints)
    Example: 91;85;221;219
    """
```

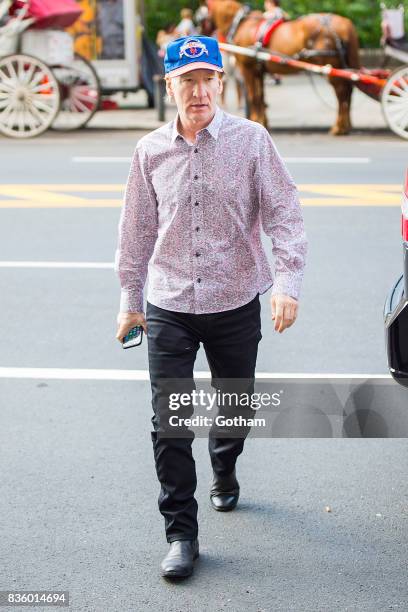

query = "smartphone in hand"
122;326;143;349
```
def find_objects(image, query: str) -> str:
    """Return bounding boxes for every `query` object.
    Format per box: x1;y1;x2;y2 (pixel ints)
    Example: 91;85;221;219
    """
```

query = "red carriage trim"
354;68;392;101
10;0;83;30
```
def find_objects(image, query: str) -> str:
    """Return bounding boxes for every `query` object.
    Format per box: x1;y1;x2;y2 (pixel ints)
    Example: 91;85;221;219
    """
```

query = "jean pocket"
147;318;199;354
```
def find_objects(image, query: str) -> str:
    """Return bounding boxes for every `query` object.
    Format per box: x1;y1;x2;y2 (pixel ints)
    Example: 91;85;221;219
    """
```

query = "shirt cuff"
270;274;303;301
119;289;144;314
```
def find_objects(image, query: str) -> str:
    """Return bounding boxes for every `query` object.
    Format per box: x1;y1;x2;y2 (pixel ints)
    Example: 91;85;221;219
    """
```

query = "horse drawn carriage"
0;0;146;138
203;0;408;140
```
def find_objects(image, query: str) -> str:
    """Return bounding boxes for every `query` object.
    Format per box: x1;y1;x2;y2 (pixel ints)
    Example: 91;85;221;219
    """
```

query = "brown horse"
205;0;361;135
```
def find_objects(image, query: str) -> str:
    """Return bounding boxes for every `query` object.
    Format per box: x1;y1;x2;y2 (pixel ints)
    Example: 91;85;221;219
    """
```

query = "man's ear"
165;77;174;99
217;75;224;95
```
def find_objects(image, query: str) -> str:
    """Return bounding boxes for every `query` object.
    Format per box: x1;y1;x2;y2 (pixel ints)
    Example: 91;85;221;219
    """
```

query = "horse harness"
224;7;347;68
254;17;286;49
226;4;251;43
298;14;348;67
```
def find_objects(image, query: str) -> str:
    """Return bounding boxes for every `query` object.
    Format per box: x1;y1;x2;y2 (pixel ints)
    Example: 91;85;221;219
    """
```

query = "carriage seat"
387;35;408;53
381;6;408;52
255;17;285;48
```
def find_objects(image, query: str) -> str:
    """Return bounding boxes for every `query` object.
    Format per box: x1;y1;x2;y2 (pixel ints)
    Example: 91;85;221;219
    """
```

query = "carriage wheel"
0;54;60;138
381;65;408;140
50;53;101;131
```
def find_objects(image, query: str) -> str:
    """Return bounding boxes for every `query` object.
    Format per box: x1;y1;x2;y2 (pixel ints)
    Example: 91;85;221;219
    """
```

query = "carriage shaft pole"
218;42;388;88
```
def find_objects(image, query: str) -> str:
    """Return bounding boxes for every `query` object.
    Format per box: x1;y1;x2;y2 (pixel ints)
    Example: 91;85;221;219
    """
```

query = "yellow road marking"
0;200;122;209
0;184;402;208
0;184;124;191
299;184;401;206
299;184;402;192
0;184;123;208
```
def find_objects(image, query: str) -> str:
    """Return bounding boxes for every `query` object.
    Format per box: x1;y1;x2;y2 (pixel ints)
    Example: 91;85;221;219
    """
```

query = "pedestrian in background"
156;22;177;58
175;8;197;37
263;0;289;21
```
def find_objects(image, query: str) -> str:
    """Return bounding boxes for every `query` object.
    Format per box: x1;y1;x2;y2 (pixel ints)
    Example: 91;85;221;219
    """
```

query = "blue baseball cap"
164;36;224;78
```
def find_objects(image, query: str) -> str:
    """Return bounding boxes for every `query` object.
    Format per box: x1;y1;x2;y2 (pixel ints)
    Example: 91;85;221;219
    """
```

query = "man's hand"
116;311;147;344
271;294;298;333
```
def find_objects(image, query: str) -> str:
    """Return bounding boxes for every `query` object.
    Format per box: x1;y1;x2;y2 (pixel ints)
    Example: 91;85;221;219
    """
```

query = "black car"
384;170;408;388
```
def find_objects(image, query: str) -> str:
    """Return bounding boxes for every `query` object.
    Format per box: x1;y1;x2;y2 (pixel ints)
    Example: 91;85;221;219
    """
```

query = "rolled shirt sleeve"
255;128;308;300
114;143;158;313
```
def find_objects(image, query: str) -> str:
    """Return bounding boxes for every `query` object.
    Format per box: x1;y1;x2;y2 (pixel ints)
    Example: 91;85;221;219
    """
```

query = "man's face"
166;68;223;124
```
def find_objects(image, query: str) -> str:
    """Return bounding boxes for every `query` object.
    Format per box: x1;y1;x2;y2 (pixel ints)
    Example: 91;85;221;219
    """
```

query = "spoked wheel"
381;65;408;140
0;53;60;138
50;53;101;131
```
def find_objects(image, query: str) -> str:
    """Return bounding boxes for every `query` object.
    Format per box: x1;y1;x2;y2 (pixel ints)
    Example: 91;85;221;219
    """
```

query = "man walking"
115;35;307;580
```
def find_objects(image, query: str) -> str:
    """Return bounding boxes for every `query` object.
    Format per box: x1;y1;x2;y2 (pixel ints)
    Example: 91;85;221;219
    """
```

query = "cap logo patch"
179;38;209;59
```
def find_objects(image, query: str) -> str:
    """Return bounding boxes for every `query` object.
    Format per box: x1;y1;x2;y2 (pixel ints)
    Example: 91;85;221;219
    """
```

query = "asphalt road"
1;128;407;611
1;129;406;374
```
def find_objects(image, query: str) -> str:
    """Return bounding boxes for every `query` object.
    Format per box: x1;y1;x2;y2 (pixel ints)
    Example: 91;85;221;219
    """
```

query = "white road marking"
284;157;371;164
71;156;372;164
72;157;132;163
0;261;114;269
0;368;392;380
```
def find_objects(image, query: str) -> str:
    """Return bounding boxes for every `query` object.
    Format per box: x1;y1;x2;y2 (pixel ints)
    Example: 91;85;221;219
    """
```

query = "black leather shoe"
160;538;199;579
210;468;240;512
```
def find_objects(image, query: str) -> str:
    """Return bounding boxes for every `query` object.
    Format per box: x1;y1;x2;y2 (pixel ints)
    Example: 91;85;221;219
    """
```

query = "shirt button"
194;175;199;180
197;278;201;283
195;252;200;257
195;201;199;206
194;148;198;153
195;226;199;231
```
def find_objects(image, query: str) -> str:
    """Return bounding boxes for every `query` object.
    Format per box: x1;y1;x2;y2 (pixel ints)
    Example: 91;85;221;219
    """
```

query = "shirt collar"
170;105;224;144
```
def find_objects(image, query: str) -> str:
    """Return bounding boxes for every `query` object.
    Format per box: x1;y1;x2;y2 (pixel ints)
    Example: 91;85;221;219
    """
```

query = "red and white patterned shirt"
115;106;307;314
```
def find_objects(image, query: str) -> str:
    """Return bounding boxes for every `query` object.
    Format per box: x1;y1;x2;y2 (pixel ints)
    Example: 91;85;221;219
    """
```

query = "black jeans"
146;293;262;543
